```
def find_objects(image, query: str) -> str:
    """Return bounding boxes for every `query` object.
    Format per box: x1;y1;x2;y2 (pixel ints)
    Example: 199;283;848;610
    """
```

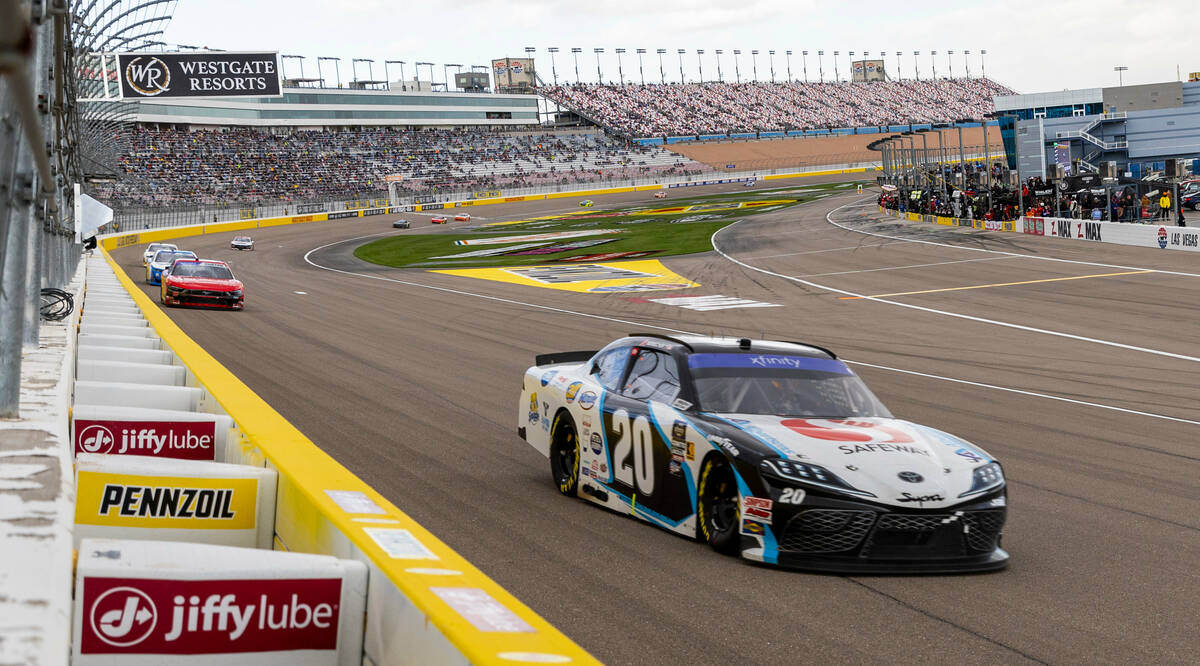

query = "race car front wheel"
698;458;741;555
549;411;580;496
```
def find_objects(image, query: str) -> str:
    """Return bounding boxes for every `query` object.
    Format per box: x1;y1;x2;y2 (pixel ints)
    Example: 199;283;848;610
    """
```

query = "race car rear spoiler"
535;350;597;367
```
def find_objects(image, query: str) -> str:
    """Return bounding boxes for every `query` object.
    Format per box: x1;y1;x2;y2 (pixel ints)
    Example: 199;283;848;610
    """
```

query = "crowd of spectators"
92;126;706;208
542;78;1012;137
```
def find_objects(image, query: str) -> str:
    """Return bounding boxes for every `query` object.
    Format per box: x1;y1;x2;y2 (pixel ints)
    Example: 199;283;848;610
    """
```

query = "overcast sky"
159;0;1197;94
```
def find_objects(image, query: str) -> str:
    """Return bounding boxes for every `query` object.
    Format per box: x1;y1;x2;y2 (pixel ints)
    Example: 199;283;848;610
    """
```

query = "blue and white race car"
142;242;178;265
145;249;197;285
518;334;1008;573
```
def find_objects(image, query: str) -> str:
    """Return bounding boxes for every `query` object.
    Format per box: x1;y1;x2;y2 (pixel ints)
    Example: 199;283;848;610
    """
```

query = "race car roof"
626;333;836;359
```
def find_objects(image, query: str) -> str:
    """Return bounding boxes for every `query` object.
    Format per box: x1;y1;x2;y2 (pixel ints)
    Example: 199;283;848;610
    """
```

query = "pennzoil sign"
116;52;281;99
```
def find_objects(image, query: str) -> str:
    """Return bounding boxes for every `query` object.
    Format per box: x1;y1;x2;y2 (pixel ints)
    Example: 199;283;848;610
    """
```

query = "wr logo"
124;56;171;96
90;587;158;647
79;424;116;453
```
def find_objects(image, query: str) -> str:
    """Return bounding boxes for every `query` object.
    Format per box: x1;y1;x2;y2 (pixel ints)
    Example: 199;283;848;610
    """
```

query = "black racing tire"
697;457;741;555
549;411;580;496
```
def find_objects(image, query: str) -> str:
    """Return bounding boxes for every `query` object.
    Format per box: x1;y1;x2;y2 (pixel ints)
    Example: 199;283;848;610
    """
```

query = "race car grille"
860;510;1005;559
779;510;875;553
963;510;1006;552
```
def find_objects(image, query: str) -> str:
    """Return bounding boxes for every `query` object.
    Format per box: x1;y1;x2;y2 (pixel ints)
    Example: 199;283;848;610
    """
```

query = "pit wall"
94;240;598;665
879;207;1200;252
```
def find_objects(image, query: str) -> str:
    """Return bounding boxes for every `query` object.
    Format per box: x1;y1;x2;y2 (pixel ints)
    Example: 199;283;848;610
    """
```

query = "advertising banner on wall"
116;52;281;99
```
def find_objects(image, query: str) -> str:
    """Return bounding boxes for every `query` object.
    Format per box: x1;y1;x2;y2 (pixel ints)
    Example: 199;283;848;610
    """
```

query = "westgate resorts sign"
117;52;282;99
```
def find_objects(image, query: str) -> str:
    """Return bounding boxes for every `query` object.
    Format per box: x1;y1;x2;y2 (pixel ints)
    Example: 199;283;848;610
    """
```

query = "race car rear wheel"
698;458;741;555
549;411;579;496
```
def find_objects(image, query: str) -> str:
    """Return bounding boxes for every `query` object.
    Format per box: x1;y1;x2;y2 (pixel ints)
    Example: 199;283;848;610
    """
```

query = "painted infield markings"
432;260;699;294
646;295;783;311
838;270;1157;300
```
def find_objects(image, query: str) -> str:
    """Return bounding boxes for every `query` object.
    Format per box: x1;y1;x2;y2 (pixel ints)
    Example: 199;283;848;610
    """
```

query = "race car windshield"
154;251;192;263
688;353;892;418
171;263;234;279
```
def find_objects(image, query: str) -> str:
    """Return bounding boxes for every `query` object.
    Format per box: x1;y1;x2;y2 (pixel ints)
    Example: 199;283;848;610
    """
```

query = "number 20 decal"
611;408;655;496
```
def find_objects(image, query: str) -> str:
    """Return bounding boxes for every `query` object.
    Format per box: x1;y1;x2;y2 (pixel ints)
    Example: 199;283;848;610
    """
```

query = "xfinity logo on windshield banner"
117;52;281;99
79;577;342;654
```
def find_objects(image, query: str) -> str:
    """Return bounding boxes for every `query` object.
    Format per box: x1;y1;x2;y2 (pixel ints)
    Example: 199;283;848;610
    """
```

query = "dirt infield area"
670;127;1005;171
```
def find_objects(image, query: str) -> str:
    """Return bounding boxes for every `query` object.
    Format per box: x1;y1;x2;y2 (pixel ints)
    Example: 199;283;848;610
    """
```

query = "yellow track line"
838;269;1157;300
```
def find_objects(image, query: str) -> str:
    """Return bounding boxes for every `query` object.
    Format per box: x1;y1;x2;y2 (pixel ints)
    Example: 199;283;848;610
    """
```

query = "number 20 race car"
517;335;1008;573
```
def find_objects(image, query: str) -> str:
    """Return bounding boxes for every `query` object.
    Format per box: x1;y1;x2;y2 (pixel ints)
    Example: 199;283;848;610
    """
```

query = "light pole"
848;51;855;81
547;47;559;85
385;60;405;91
696;49;704;83
444;63;461;91
947;50;954;78
980;49;987;78
677;49;686;83
615;48;625;85
524;46;535;89
802;50;808;82
786;50;793;82
281;54;303;82
594;47;604;83
1114;65;1128;86
415;61;434;91
657;49;666;84
319;56;341;88
769;50;775;83
751;49;759;82
895;51;902;81
733;49;742;83
715;49;724;82
833;51;839;82
964;49;971;78
817;50;823;82
570;48;582;83
930;50;937;79
636;48;646;85
350;58;364;85
913;51;919;80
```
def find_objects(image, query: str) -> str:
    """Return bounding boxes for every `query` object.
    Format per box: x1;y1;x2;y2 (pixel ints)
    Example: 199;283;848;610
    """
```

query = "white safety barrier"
1020;216;1200;252
74;538;367;665
74;454;277;549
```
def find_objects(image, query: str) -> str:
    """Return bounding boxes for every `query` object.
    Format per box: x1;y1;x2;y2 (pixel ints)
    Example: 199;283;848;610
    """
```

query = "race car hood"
709;415;997;509
167;276;242;291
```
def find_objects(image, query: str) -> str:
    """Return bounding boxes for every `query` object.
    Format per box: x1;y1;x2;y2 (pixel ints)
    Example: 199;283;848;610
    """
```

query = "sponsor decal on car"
590;432;602;454
671;421;687;442
743;497;773;523
577;391;597;410
75;420;216;460
539;371;555;386
740;519;766;536
78;576;342;654
778;487;806;504
527;392;539;424
897;492;945;504
565;382;583;403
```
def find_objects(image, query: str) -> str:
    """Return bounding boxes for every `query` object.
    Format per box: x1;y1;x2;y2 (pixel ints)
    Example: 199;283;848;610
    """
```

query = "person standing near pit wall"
1159;191;1171;221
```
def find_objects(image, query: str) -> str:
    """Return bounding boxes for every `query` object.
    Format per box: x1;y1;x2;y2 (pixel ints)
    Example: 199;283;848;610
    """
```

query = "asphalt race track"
114;180;1200;665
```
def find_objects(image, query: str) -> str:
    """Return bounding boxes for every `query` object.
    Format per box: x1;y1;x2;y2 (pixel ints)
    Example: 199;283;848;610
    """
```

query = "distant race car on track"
518;334;1008;573
393;219;411;228
454;213;471;221
653;191;667;199
231;236;254;251
579;200;594;207
145;249;196;285
142;242;178;265
160;258;244;310
431;215;448;224
743;180;756;187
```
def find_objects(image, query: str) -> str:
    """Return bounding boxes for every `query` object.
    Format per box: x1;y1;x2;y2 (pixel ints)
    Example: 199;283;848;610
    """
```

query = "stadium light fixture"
1114;65;1128;86
947;50;954;78
384;60;405;91
768;50;775;83
930;50;937;79
848;51;854;82
415;61;434;91
615;48;626;86
733;49;742;84
318;57;341;88
913;51;919;81
696;49;705;83
570;48;582;84
980;49;987;78
593;47;604;84
715;49;724;82
964;49;971;78
444;63;462;91
281;54;303;82
786;50;793;82
635;48;646;85
677;49;686;84
893;51;902;81
656;48;666;85
751;49;759;83
802;50;808;82
817;50;823;83
833;51;839;83
547;47;560;86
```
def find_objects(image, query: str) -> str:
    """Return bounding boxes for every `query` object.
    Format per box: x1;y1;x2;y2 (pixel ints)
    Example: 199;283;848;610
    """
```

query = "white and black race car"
518;334;1007;573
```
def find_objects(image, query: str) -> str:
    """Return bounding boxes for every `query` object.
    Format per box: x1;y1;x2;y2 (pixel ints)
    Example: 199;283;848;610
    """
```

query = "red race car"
454;212;471;221
159;258;244;310
431;215;448;224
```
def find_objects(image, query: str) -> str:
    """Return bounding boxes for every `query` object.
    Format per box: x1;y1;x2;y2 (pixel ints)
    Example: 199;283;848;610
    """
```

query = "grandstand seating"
541;78;1013;137
92;127;705;207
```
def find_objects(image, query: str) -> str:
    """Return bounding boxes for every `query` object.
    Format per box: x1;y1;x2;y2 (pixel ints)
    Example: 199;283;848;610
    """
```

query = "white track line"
708;204;1200;364
302;230;1198;426
796;255;1016;278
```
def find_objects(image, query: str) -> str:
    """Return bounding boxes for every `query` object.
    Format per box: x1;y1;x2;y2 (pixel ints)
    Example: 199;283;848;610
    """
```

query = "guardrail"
92;238;599;664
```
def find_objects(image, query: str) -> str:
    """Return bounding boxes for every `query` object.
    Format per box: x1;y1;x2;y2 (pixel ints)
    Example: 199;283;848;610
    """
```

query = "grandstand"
541;78;1013;138
92;127;704;207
